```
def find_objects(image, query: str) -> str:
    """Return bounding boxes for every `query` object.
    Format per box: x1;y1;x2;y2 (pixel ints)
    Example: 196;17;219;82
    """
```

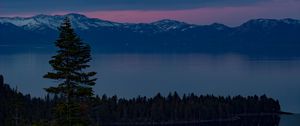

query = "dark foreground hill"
0;75;282;126
0;14;300;57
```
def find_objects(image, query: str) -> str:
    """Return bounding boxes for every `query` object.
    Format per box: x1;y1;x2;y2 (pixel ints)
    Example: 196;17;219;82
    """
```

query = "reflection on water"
234;115;280;126
105;115;300;126
103;115;281;126
0;53;300;113
279;114;300;126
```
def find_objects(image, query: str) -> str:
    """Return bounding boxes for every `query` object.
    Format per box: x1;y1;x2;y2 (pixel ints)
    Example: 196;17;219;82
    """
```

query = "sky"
0;0;300;26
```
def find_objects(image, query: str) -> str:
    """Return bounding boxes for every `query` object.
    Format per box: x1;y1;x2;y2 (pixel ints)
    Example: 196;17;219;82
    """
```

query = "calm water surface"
0;53;299;114
279;114;300;126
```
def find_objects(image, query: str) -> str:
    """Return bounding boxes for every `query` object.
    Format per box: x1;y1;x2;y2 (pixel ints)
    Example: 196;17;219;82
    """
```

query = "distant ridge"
1;13;299;31
0;14;300;57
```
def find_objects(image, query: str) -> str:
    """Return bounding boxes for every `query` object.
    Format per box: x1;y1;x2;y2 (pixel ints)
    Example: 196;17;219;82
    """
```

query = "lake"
279;114;300;126
0;52;300;114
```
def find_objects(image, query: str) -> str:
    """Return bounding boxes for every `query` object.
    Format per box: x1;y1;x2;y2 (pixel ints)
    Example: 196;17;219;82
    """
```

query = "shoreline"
101;113;290;126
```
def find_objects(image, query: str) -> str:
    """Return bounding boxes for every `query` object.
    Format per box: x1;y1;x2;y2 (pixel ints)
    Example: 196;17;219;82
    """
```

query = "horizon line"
1;13;300;27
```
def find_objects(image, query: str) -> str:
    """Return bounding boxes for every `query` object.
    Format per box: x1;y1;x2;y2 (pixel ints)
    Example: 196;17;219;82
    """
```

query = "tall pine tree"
44;18;97;126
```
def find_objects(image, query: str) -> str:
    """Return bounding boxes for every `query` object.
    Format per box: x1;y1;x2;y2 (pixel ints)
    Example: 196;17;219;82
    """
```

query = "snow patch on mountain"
0;18;38;27
151;19;192;31
281;18;300;25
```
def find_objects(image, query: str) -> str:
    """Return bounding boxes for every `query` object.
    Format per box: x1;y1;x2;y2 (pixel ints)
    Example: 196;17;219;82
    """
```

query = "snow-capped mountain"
0;13;121;31
240;18;300;29
1;13;299;32
0;13;300;56
0;13;202;33
0;13;204;34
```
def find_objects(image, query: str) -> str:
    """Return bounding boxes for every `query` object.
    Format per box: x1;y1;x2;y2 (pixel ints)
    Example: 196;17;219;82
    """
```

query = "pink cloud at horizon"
82;1;300;26
1;0;299;26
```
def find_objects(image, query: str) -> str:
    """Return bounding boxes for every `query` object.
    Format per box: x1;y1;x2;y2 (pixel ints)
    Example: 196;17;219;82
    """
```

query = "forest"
0;74;281;126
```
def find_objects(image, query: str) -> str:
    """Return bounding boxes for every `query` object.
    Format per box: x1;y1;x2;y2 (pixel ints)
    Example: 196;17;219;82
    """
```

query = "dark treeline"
0;75;281;126
90;93;280;125
0;75;55;125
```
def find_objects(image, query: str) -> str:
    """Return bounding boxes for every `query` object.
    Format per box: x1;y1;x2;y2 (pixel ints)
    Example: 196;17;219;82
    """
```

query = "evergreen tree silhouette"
43;18;97;126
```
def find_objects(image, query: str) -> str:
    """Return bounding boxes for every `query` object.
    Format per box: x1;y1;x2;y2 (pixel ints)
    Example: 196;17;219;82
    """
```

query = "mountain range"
0;13;300;56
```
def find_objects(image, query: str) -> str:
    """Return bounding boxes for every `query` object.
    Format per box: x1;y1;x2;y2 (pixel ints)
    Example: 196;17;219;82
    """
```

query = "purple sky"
1;0;300;26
